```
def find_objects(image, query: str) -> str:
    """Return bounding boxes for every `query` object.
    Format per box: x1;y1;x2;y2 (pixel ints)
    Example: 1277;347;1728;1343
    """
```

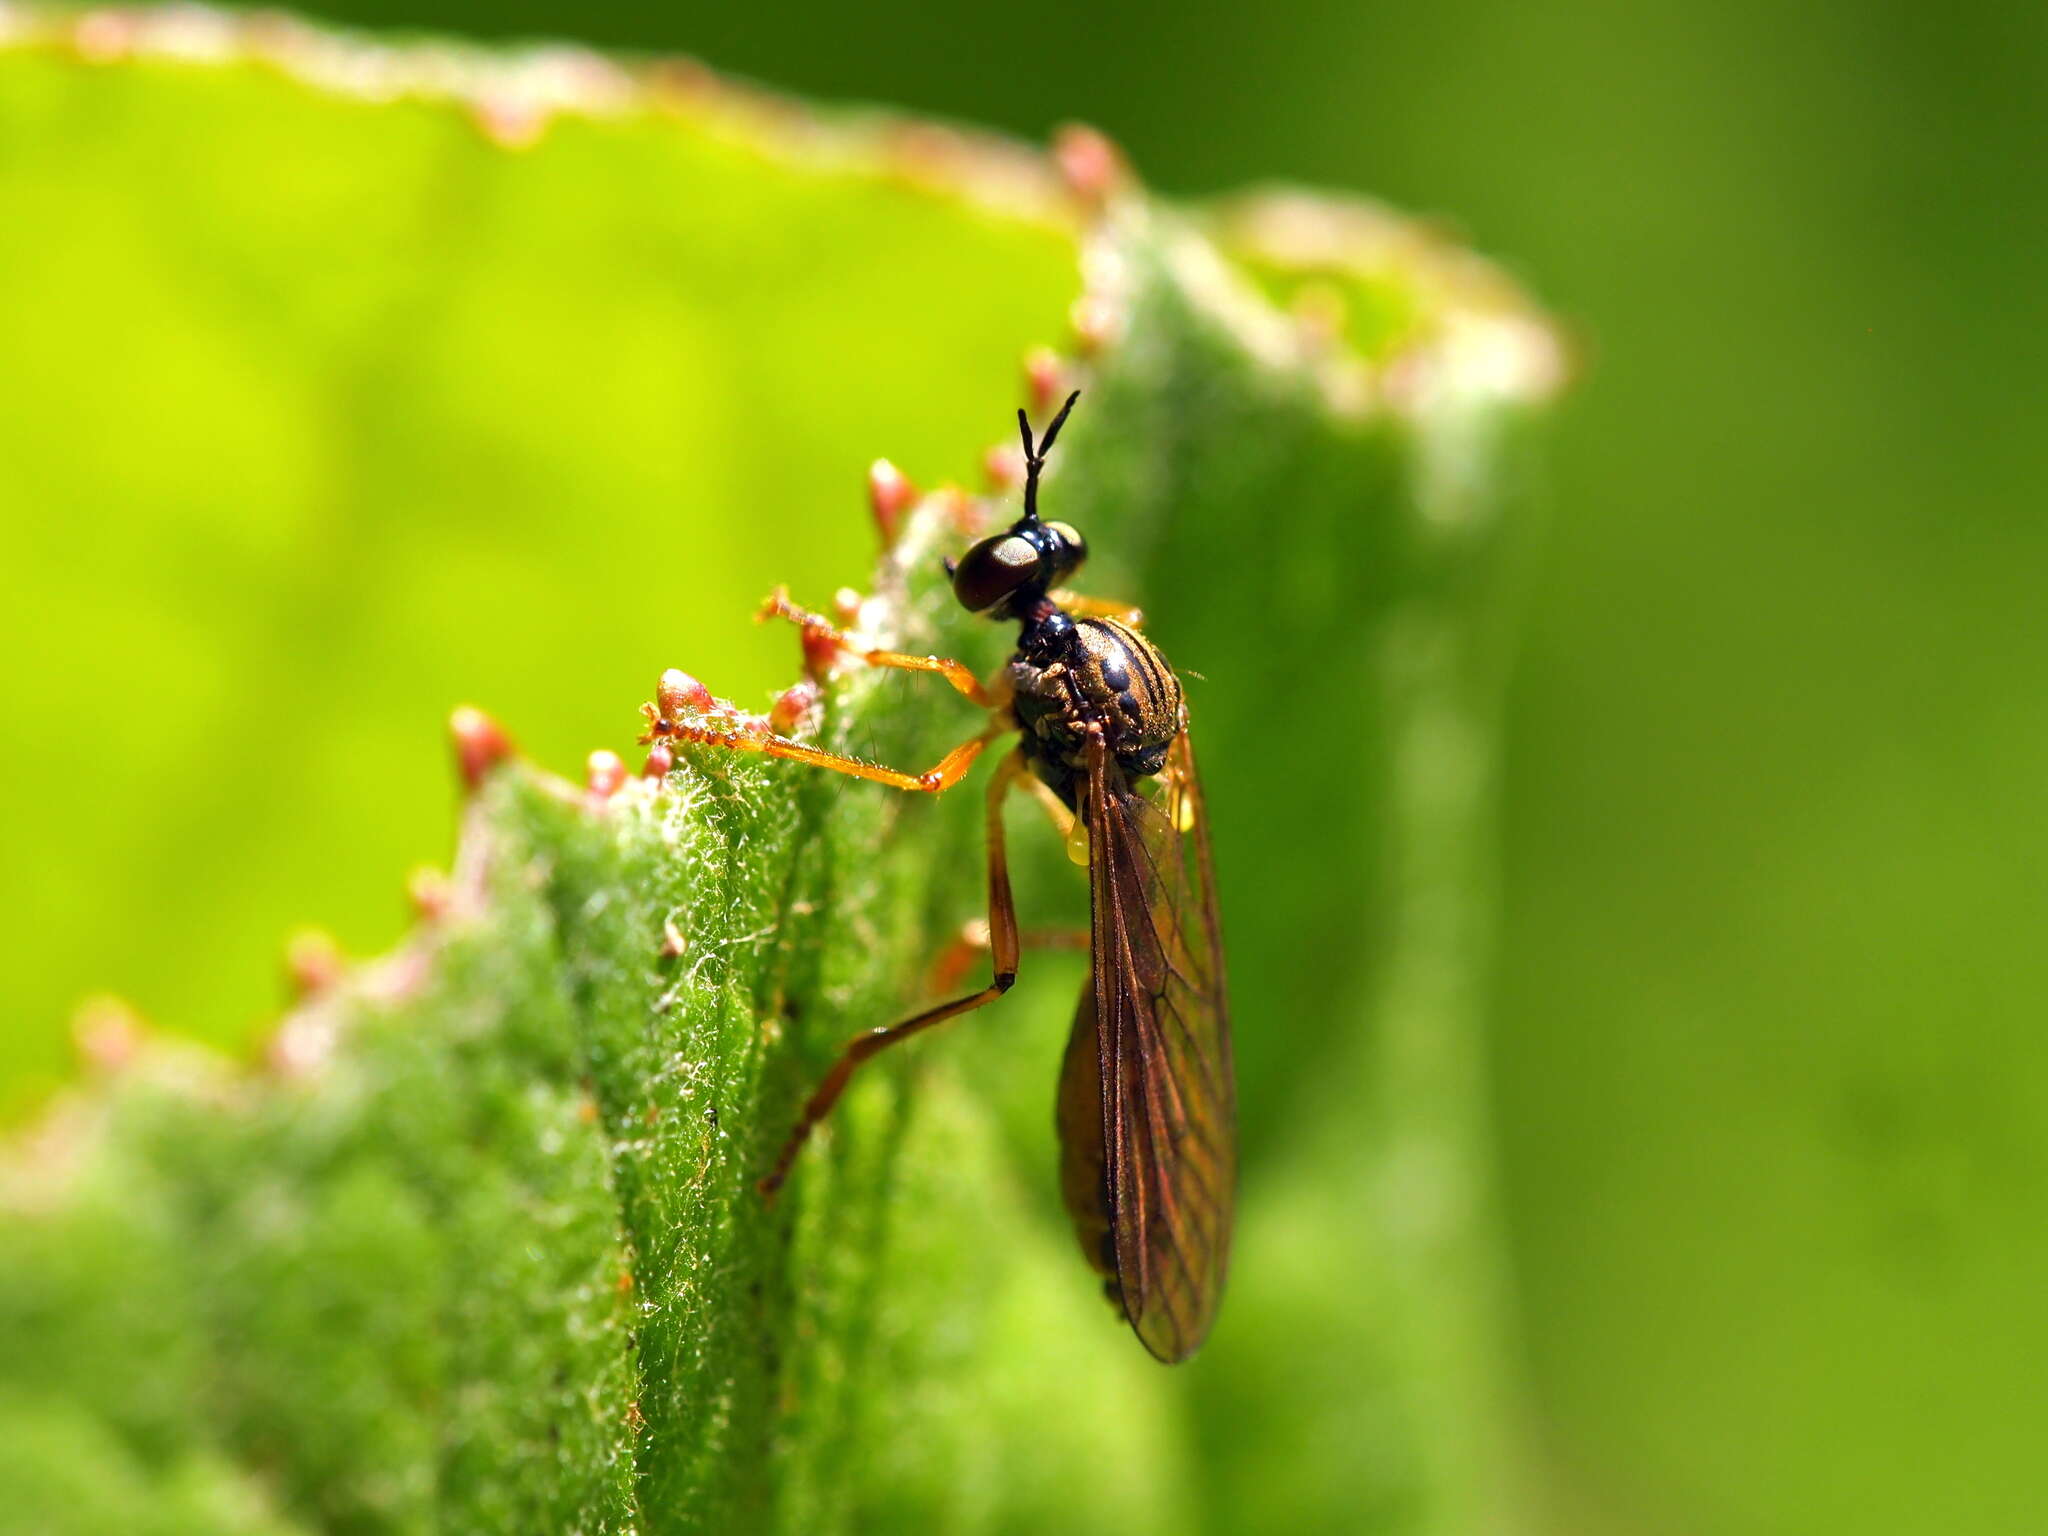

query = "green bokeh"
7;3;2044;1535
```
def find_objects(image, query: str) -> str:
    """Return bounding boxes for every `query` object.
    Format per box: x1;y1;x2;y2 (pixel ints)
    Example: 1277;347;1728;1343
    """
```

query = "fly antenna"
1018;389;1081;522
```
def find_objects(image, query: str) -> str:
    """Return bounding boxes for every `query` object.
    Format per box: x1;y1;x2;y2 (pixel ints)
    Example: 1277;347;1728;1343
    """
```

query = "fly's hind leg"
758;750;1029;1199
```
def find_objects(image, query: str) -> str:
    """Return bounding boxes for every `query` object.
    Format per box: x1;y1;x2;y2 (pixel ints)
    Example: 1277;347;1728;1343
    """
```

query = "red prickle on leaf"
868;458;916;548
450;706;515;792
586;749;629;803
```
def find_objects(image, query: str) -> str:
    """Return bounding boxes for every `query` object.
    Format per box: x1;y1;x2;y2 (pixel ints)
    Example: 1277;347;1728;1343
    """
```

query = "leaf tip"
920;483;982;539
982;440;1026;491
69;993;146;1074
641;741;676;780
70;8;137;64
1052;122;1132;209
474;93;549;151
585;748;629;804
1069;294;1121;356
449;705;516;791
284;927;345;1001
1023;346;1070;414
770;679;821;734
406;865;454;924
867;458;916;547
655;669;715;719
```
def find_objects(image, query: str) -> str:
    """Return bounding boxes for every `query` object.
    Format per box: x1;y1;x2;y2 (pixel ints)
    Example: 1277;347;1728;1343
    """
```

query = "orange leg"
758;587;1000;707
1050;590;1145;626
1008;764;1092;864
1018;769;1076;842
759;721;999;793
759;750;1028;1199
926;764;1085;992
647;714;999;794
928;921;1088;995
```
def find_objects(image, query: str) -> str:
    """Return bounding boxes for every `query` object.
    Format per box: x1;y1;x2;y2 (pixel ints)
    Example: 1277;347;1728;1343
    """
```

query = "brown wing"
1073;726;1236;1363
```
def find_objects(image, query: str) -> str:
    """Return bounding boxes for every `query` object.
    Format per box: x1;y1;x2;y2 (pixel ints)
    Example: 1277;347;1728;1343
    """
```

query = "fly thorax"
1072;619;1183;778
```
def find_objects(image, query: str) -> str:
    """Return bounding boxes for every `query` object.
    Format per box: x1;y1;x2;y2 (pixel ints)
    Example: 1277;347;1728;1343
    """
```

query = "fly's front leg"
761;720;1000;793
639;669;1001;793
757;586;1001;707
758;750;1028;1199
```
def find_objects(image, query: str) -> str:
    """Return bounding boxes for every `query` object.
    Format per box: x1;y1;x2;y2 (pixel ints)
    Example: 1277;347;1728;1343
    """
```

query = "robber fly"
639;393;1234;1363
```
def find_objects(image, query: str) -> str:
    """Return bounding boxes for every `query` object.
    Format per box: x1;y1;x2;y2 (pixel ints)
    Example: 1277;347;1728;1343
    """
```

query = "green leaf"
0;12;1559;1534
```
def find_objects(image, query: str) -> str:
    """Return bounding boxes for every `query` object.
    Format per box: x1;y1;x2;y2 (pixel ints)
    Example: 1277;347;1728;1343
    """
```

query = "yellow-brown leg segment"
758;720;998;793
925;764;1085;992
1010;765;1093;864
645;689;1005;791
758;751;1028;1199
1049;590;1145;625
1018;770;1076;842
758;587;1001;707
928;922;1088;995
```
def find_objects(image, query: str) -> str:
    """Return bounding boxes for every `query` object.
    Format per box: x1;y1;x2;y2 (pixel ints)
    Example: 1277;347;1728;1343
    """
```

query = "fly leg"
758;586;1001;707
1016;769;1092;865
758;721;998;793
758;750;1029;1199
639;669;1003;793
926;773;1086;992
1049;590;1145;626
928;922;1088;995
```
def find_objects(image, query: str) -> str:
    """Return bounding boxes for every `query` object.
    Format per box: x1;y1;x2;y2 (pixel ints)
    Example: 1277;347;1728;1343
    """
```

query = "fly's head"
948;391;1088;622
949;516;1087;619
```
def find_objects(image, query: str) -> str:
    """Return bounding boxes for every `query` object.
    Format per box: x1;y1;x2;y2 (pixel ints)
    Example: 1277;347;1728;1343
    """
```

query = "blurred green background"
5;3;2044;1534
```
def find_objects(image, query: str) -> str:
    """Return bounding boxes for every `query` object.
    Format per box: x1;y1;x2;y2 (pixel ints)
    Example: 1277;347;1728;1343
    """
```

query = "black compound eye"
951;532;1045;612
1045;521;1088;581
